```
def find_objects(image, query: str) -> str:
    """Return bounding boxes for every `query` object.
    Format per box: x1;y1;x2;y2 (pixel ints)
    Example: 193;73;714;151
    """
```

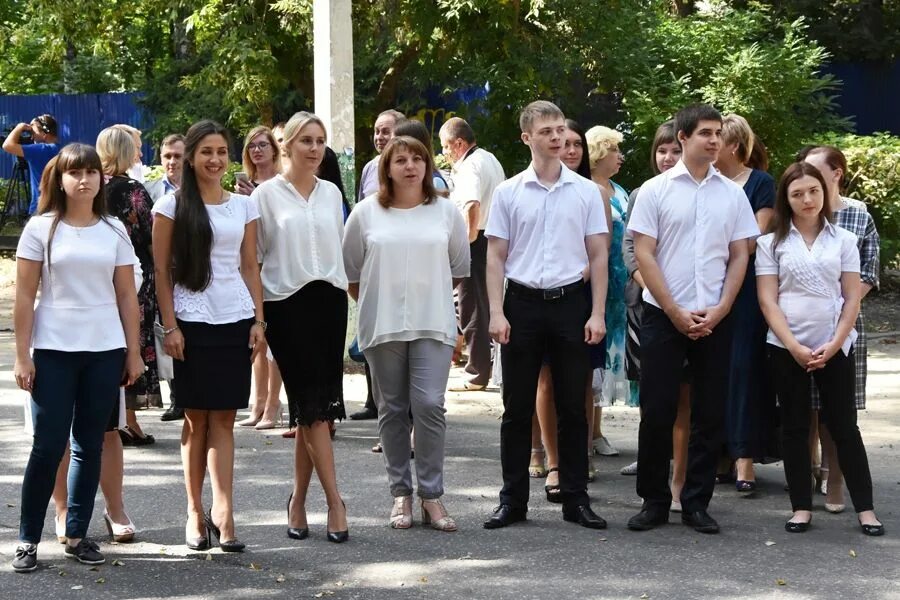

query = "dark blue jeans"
19;349;123;543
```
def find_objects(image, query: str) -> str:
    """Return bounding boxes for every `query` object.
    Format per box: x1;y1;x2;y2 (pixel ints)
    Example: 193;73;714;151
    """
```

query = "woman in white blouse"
253;111;349;543
152;120;267;552
756;162;883;536
343;136;470;531
12;143;144;572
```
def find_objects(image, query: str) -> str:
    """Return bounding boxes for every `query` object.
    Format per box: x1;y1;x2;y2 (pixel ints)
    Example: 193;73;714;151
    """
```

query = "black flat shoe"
681;510;720;534
160;406;184;421
204;510;245;552
785;519;812;533
562;504;607;529
483;504;527;529
544;467;562;504
287;494;309;540
349;407;377;420
627;508;669;531
860;522;885;537
326;502;349;544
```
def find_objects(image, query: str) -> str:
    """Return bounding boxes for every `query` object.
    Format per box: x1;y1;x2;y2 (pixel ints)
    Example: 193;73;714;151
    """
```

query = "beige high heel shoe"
390;495;413;529
255;404;284;430
421;498;457;532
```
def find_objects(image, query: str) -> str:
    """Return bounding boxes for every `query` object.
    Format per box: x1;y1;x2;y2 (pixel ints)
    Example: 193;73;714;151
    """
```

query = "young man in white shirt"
483;101;609;530
627;104;759;534
439;117;506;391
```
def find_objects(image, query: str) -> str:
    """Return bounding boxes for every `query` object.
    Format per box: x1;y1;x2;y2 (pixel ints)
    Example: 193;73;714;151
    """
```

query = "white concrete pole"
313;0;356;195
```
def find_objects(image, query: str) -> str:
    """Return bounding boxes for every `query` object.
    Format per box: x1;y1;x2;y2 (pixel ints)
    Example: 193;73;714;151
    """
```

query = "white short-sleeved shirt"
627;160;760;311
17;214;137;351
357;156;380;202
450;147;506;230
254;175;348;301
343;196;470;351
755;222;860;355
152;193;259;324
485;163;607;290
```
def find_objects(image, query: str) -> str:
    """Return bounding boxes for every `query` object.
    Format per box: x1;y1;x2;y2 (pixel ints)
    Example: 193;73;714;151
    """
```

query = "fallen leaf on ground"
849;550;857;557
776;579;787;586
112;559;125;566
765;541;776;546
205;553;213;561
89;566;100;571
249;562;261;570
95;578;105;584
275;574;286;583
71;585;83;590
420;576;428;583
6;503;15;507
640;594;650;599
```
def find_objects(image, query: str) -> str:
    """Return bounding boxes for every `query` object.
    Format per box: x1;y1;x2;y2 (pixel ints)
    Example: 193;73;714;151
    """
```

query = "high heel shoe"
528;448;548;478
421;498;457;532
204;510;245;552
544;467;562;503
56;513;67;544
287;494;309;540
255;405;284;430
103;510;136;542
389;495;413;529
326;501;349;543
237;412;262;427
185;518;211;551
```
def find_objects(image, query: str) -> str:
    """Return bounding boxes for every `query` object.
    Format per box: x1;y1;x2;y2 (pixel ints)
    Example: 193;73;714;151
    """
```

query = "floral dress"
600;181;639;407
105;175;161;407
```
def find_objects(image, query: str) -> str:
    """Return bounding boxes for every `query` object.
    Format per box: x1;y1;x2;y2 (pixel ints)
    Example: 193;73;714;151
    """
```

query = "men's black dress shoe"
161;406;184;421
483;504;527;529
349;407;377;420
682;510;720;534
627;508;669;531
563;504;607;529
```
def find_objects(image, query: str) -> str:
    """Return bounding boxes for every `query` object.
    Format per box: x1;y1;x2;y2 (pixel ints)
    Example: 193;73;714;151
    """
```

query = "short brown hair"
519;100;564;133
160;133;184;150
650;120;678;175
376;136;438;208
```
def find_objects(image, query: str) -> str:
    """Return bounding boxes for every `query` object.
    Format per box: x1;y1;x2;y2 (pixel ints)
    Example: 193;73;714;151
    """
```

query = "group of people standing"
9;97;885;574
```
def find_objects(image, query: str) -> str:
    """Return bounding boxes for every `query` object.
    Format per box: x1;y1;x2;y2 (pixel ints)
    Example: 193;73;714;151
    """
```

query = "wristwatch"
254;320;268;331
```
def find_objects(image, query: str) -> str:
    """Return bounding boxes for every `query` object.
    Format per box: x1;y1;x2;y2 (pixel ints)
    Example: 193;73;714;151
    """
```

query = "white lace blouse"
755;221;860;355
152;193;260;324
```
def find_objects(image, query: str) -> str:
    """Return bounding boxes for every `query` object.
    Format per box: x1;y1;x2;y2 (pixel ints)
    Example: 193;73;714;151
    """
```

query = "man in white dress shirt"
356;109;405;202
627;104;760;534
440;117;506;391
483;101;609;531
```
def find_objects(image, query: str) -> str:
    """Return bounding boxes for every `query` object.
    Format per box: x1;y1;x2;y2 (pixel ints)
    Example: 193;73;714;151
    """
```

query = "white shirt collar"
522;162;576;190
668;159;720;185
788;219;836;238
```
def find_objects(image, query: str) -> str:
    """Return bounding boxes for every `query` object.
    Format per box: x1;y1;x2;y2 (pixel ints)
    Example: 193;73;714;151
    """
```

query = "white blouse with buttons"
252;175;348;301
755;222;860;355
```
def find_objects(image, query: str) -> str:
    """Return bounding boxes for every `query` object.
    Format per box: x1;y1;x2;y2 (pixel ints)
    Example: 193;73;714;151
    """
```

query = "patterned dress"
105;175;161;407
600;181;639;407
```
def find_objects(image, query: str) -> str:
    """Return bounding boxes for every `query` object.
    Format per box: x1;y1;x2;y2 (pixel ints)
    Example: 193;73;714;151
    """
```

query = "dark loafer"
860;522;885;537
349;408;377;420
627;508;669;531
785;519;811;533
160;406;184;421
682;510;720;534
483;504;527;529
562;504;607;529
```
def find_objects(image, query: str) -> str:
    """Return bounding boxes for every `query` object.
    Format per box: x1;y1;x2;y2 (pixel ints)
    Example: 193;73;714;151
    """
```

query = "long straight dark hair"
172;120;231;292
771;162;834;250
564;119;592;179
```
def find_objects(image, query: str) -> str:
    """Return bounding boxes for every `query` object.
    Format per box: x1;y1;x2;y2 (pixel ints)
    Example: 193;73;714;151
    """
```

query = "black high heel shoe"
326;501;349;544
287;494;309;540
204;509;246;552
185;526;211;551
544;467;562;504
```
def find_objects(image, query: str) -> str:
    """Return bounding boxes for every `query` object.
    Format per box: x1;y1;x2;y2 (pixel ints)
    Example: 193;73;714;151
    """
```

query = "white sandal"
103;510;136;542
389;495;412;529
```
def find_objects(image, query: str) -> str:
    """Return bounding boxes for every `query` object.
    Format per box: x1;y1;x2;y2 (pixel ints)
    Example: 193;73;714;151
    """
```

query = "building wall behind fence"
0;92;151;180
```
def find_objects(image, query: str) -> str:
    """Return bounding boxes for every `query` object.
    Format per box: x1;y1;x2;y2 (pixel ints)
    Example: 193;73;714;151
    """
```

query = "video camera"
1;127;33;146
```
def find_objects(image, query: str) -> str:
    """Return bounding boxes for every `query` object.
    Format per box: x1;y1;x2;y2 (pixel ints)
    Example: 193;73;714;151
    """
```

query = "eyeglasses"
248;142;271;151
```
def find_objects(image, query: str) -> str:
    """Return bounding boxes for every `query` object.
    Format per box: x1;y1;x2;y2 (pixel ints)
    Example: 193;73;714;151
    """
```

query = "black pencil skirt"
172;318;253;411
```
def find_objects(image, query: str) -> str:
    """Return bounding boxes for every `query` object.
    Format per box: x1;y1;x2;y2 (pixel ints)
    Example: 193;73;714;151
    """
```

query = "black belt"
507;279;584;301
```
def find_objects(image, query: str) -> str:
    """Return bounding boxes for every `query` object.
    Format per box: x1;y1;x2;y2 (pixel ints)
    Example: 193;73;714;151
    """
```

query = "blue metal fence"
0;92;151;180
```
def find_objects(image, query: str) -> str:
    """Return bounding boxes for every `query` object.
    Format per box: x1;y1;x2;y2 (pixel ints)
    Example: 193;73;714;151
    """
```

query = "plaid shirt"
835;197;880;289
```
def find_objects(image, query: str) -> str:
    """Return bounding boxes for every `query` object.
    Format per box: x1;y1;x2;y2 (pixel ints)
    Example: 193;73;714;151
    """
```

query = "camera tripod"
0;158;32;228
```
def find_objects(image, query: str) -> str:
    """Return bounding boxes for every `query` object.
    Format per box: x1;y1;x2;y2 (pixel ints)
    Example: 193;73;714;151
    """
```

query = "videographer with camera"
3;114;60;215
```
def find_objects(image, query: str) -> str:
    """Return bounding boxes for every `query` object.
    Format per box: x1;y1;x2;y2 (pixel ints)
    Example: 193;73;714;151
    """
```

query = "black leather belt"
507;279;584;301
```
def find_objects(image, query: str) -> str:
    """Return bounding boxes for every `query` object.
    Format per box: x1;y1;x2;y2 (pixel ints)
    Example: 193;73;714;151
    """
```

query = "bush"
809;132;900;270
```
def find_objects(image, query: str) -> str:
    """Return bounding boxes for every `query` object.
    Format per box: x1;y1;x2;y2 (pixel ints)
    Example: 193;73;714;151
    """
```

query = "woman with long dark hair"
152;120;266;552
756;162;882;536
12;143;144;572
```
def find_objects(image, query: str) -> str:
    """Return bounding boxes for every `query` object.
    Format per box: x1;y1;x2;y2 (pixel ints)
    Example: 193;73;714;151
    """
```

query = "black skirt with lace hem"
264;280;347;427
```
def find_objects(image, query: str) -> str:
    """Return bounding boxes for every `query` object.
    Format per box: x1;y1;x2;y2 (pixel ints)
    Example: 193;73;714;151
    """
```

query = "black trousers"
769;345;874;512
458;231;492;385
499;284;590;509
636;303;732;513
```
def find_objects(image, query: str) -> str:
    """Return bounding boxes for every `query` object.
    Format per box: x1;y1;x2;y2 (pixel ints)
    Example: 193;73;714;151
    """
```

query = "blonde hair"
585;125;624;170
721;114;755;166
241;126;281;180
96;126;137;176
282;111;327;158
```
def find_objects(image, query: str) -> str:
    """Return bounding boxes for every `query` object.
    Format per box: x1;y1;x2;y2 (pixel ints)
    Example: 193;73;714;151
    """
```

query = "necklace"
62;216;99;236
730;167;751;182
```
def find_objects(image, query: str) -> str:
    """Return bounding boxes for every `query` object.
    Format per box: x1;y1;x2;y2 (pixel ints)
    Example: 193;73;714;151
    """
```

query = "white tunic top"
152;193;259;324
627;160;760;311
485;164;607;290
343;196;470;351
253;175;348;301
17;215;137;351
755;222;860;355
450;147;506;230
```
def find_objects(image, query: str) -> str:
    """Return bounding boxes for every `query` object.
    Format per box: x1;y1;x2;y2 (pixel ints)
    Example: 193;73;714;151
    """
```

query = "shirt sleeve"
447;202;471;278
858;212;880;288
751;172;776;212
150;193;177;219
841;231;861;273
251;188;267;263
16;217;45;261
730;192;761;241
342;203;366;283
584;183;608;235
21;143;57;165
754;234;778;276
626;183;658;239
484;186;509;240
113;220;138;266
243;194;260;223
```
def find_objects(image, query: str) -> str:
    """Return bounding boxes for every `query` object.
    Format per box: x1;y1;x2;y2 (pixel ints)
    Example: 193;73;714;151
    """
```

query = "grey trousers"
364;339;454;499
